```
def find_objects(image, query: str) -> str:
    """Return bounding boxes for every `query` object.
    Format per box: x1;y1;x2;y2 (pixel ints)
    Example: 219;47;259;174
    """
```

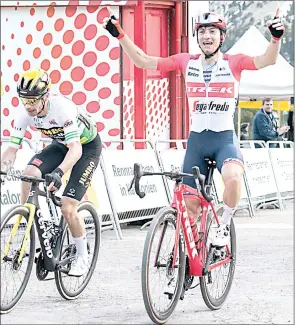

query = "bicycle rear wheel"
141;207;186;325
55;201;101;300
199;205;236;310
1;206;36;314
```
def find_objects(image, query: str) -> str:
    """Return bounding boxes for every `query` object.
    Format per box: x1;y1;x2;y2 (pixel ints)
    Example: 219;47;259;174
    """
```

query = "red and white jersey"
157;53;257;132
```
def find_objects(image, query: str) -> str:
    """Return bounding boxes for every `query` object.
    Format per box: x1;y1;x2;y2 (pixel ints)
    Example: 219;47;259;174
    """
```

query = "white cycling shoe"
212;224;230;247
68;255;89;277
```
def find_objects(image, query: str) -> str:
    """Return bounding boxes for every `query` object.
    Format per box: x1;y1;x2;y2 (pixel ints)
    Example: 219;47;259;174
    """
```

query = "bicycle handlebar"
1;170;62;207
128;164;213;202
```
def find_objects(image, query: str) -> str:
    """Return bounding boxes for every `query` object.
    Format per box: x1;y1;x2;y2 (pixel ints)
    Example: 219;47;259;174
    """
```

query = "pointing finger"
275;7;280;17
107;6;113;17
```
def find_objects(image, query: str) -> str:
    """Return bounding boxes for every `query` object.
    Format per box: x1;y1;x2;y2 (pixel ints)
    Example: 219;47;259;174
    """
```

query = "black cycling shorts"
28;134;102;201
182;130;243;189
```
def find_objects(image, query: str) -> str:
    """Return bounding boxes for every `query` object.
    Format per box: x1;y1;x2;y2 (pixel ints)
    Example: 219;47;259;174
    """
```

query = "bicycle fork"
1;203;36;265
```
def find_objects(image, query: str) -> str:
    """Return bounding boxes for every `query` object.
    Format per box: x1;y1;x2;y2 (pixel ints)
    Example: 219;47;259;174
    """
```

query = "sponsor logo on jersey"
193;100;229;113
38;127;65;140
187;82;234;98
64;119;73;128
32;158;43;167
49;119;58;125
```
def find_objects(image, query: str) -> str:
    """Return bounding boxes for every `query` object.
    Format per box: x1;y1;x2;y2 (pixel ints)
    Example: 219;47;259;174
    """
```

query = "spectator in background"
287;96;294;142
240;122;250;141
252;97;289;147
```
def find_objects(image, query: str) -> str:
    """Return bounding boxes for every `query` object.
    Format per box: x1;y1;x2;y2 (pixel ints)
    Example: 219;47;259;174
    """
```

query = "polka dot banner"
1;3;123;146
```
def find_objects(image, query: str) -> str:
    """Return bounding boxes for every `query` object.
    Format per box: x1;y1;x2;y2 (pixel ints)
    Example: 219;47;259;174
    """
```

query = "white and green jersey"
10;94;97;148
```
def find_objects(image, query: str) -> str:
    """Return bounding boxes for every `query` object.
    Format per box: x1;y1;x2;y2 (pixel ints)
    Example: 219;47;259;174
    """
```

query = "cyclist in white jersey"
102;8;285;246
1;68;101;276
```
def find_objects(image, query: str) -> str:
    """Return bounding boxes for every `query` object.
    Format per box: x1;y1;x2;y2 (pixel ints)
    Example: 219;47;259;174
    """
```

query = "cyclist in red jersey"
103;8;284;247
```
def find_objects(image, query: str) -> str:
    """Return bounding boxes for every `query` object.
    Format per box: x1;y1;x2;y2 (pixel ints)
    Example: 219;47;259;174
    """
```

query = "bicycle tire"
55;201;101;300
1;205;36;314
199;205;237;310
142;206;186;325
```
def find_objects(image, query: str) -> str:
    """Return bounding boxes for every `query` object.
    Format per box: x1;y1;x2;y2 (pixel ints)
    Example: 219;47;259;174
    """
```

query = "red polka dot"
83;52;97;67
60;56;73;70
7;60;12;67
109;47;120;60
71;67;85;81
97;7;109;24
72;40;85;56
72;92;86;105
33;47;41;59
63;30;74;44
41;59;51;71
36;21;43;31
25;131;32;139
20;21;24;27
86;5;99;13
30;8;35;16
11;34;15;39
65;4;77;17
111;73;120;84
54;18;64;31
96;62;110;76
43;33;53;45
59;81;73;95
14;73;19;82
95;35;109;51
12;97;19;107
74;13;87;29
30;126;37;131
50;70;61;84
3;108;9;116
11;120;14;128
3;129;10;137
17;48;22;55
5;85;10;92
51;45;62;58
47;6;55;17
23;60;30;71
114;96;120;105
96;122;105;132
26;34;33;44
84;78;98;91
84;24;97;40
103;110;114;119
2;45;5;50
108;128;120;136
87;101;100;113
89;0;102;5
98;87;111;99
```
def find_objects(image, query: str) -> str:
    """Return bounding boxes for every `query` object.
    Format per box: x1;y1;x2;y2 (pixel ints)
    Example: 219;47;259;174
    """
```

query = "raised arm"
102;7;159;70
254;8;285;69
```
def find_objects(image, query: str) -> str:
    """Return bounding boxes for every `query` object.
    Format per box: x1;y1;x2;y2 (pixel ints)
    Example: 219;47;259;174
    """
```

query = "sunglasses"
20;97;41;105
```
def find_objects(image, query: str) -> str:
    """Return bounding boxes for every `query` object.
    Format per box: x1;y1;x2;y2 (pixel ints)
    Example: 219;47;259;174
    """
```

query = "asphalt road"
1;205;293;325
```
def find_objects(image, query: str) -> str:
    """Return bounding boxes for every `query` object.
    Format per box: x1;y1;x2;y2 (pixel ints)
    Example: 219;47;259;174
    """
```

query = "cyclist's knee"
221;162;243;189
61;197;79;220
23;165;42;177
184;198;201;218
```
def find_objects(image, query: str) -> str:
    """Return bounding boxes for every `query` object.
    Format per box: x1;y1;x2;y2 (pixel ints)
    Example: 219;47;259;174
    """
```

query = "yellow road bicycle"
0;171;101;314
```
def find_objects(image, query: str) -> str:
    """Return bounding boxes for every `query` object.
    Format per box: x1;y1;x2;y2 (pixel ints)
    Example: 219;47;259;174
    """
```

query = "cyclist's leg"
215;131;244;225
62;134;102;275
22;141;68;204
182;132;207;218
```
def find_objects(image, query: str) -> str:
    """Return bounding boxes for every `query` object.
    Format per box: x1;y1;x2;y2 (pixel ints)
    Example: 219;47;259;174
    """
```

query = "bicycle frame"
171;184;231;277
2;182;70;272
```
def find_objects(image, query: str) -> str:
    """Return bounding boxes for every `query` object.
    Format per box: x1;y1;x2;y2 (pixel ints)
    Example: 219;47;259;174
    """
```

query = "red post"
170;1;182;142
134;2;146;148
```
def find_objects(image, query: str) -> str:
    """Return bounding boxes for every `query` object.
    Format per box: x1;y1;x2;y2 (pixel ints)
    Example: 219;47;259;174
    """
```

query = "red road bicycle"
129;159;236;324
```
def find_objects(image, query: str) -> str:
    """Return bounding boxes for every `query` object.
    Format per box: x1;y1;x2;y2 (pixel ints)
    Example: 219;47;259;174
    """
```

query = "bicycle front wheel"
1;205;36;314
141;207;186;325
55;201;101;300
199;205;237;310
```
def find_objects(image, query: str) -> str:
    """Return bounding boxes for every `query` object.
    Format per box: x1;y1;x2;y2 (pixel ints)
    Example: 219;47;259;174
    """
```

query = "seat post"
204;158;216;195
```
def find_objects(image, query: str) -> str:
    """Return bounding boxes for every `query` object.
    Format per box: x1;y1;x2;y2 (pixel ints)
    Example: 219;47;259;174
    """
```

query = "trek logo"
194;101;229;113
37;209;53;258
187;82;234;98
181;201;198;259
